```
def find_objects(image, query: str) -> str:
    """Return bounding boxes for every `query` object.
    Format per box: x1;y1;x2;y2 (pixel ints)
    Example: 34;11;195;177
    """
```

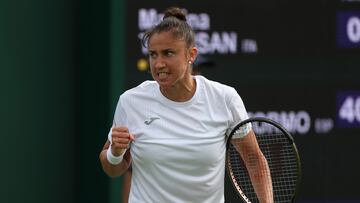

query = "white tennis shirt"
111;75;249;203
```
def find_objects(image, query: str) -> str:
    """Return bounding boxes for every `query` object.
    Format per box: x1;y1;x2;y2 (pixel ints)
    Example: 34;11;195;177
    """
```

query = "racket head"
226;117;301;203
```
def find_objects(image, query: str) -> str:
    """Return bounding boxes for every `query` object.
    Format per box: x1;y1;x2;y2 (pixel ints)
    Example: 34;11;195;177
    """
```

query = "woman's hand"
111;126;135;156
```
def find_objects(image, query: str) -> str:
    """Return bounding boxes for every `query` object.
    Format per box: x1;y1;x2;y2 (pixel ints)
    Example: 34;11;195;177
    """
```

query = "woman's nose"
153;58;166;69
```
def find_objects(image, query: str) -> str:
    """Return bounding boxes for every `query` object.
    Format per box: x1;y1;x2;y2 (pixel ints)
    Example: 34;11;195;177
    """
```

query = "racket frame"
225;117;302;203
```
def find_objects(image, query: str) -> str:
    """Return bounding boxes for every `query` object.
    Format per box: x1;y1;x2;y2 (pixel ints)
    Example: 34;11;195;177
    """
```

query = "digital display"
337;11;360;48
124;1;360;202
337;91;360;127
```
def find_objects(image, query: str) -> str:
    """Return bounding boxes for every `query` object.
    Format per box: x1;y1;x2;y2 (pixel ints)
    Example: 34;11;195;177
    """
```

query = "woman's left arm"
232;130;274;203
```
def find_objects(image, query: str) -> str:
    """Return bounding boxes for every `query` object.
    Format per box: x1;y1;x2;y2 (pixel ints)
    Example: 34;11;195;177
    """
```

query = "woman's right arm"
99;140;132;177
99;126;134;177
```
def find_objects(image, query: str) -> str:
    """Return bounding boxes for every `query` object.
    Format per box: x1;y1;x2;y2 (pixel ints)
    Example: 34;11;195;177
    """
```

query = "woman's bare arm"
232;130;273;203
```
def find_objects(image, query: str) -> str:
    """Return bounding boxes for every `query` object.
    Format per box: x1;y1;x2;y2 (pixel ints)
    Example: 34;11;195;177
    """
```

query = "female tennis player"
99;7;273;203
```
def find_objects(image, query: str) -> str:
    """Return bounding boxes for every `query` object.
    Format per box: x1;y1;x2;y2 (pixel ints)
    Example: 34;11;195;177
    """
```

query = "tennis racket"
226;117;301;203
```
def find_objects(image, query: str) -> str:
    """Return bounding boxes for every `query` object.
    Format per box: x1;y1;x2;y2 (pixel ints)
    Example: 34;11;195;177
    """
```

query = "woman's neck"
160;76;197;102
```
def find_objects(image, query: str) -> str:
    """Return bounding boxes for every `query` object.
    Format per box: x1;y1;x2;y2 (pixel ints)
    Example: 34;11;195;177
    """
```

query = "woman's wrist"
106;145;124;165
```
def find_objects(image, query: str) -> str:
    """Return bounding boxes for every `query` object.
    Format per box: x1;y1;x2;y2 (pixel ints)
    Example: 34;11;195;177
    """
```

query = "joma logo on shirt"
144;117;160;125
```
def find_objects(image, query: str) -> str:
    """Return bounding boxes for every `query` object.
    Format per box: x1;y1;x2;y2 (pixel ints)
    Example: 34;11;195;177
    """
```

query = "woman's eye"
149;52;157;59
165;51;174;56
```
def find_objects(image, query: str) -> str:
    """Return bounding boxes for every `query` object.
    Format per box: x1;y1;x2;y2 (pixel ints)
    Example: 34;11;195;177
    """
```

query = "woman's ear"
189;46;198;64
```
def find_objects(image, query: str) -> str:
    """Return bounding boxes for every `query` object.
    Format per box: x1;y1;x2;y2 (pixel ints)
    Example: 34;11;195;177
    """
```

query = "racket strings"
227;121;300;203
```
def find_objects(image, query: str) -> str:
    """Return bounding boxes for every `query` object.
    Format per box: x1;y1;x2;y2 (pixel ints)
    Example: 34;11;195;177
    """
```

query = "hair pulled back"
142;7;195;49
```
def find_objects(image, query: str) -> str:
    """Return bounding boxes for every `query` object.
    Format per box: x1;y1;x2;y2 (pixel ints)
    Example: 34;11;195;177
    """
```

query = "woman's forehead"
148;31;186;49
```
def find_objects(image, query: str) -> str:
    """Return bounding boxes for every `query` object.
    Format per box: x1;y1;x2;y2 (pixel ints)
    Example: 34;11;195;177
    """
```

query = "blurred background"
1;0;359;203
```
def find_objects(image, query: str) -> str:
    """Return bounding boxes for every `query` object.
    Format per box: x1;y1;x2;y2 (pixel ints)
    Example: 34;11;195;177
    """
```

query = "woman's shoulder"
121;80;157;98
196;75;235;94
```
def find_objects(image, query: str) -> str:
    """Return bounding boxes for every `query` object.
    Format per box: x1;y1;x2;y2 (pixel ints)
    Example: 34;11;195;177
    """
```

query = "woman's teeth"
158;72;168;79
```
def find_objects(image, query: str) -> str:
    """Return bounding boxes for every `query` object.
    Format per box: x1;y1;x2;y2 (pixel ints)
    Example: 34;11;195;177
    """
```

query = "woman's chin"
156;78;172;87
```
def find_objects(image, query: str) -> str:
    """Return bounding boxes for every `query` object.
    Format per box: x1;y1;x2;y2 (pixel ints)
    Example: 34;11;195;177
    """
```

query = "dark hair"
142;7;195;49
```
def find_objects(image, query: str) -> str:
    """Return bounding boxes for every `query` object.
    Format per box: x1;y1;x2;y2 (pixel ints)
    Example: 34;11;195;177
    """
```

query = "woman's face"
148;31;197;90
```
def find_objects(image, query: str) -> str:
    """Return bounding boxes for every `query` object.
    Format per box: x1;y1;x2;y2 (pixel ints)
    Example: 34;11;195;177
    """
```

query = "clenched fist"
111;126;135;156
